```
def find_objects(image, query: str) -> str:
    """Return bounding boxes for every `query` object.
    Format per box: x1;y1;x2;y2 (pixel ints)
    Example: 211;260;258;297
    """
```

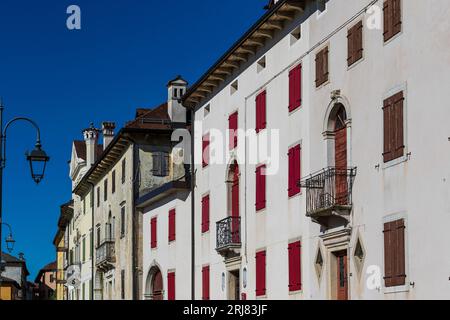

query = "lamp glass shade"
5;235;15;253
26;145;49;184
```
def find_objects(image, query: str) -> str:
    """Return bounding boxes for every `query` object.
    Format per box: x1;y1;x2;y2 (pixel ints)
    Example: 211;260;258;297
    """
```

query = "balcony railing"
96;239;115;269
299;167;357;218
216;216;241;252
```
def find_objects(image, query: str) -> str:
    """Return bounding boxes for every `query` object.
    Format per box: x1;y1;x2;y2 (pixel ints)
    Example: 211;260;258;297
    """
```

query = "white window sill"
384;283;410;294
382;155;408;170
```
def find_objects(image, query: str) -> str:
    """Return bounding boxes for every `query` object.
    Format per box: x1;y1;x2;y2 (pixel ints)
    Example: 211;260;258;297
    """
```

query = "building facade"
35;262;57;300
0;252;30;300
180;0;450;300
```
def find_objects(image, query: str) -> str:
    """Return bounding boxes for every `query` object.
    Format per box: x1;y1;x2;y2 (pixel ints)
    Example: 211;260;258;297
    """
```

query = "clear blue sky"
0;0;266;280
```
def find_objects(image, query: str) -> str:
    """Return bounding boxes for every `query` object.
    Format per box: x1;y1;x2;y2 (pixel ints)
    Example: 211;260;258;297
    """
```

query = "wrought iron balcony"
299;167;357;227
216;216;241;259
96;239;115;271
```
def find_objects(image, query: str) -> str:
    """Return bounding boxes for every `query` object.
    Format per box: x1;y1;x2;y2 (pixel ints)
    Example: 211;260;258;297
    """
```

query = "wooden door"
231;164;240;243
334;117;348;205
335;251;348;300
152;270;163;300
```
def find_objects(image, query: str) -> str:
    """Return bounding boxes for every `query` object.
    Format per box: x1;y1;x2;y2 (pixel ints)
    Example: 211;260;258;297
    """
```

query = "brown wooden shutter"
393;0;402;35
383;97;393;163
394;219;406;286
347;26;354;66
355;21;363;61
315;51;322;87
383;221;394;287
323;47;329;83
383;0;391;42
393;92;405;159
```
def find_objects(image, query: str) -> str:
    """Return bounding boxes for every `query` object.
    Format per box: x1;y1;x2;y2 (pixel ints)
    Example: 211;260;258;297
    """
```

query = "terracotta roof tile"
126;103;172;130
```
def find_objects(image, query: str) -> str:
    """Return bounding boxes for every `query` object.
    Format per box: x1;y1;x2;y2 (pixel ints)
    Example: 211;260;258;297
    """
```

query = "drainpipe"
131;142;139;300
87;181;95;301
190;108;196;300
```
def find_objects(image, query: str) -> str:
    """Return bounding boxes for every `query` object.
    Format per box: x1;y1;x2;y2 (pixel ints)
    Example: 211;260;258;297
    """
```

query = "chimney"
102;122;116;150
167;75;188;123
18;253;25;261
83;123;99;168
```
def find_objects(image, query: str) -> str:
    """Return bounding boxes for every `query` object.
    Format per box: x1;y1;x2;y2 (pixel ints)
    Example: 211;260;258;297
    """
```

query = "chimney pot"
102;122;116;150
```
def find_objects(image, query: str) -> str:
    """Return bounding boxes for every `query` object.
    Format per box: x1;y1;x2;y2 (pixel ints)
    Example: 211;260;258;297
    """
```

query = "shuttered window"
256;91;267;133
112;170;116;194
152;152;169;177
229;112;238;150
167;272;175;300
288;145;301;197
121;159;126;184
151;217;157;249
255;251;266;297
169;209;176;242
120;206;126;237
383;0;402;42
288;241;302;292
104;179;108;201
202;266;210;300
383;91;404;163
201;194;210;233
383;219;406;287
255;165;266;211
347;21;363;66
289;65;302;112
315;47;329;87
202;134;210;168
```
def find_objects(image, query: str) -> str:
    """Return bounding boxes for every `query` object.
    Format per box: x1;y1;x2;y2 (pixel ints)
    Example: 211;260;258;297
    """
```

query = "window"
257;56;266;73
167;272;176;300
383;91;404;163
231;80;238;95
202;266;210;300
290;25;301;45
97;187;100;207
112;170;116;194
288;241;301;292
168;209;176;242
204;104;211;117
96;227;101;248
383;219;406;287
121;159;126;184
256;251;266;297
315;246;324;280
104;179;108;201
152;152;169;177
121;270;125;300
289;65;302;112
82;283;85;300
82;197;86;215
315;46;329;87
151;217;157;249
348;21;363;66
288;145;301;197
229;112;238;150
317;0;326;12
90;230;93;259
202;134;210;168
255;165;266;211
201;194;210;233
255;91;267;133
383;0;402;42
120;206;126;238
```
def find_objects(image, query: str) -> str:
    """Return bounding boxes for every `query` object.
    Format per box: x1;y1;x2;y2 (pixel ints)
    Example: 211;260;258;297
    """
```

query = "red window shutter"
169;209;176;242
288;145;301;197
255;165;266;211
151;217;157;249
256;251;266;297
289;65;302;112
202;134;210;168
229;112;238;150
202;195;210;233
256;91;266;133
167;272;175;300
202;266;210;300
288;241;302;292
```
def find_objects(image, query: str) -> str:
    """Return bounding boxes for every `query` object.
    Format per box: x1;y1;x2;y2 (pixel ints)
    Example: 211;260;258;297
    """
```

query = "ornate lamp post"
0;97;49;280
1;222;15;253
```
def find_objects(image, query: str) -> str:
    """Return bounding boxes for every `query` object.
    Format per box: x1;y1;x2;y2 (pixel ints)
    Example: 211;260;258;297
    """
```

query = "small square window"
257;56;266;73
204;104;210;117
231;80;238;95
290;25;301;45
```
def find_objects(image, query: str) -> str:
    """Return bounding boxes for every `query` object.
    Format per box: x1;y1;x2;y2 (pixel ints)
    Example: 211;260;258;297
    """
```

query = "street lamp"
1;222;15;253
0;97;49;282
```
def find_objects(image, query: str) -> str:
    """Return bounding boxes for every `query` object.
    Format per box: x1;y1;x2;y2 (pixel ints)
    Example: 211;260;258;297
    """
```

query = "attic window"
290;25;301;45
257;56;266;73
231;80;239;95
204;104;211;117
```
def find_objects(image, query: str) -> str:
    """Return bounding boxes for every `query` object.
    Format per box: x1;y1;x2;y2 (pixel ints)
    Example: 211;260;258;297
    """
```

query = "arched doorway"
144;266;163;300
330;104;348;205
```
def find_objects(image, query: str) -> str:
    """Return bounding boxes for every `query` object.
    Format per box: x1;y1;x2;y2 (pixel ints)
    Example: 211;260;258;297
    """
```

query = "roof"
125;103;171;130
53;200;73;246
73;140;104;161
35;261;57;283
182;0;305;107
1;252;30;276
0;276;21;289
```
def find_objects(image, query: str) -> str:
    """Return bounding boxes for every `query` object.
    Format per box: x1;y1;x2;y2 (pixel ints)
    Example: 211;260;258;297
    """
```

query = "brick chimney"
83;123;99;168
102;122;116;150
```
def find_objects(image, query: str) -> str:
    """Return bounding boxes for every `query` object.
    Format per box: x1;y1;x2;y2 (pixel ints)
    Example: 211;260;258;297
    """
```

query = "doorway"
228;270;240;300
334;250;348;300
152;269;163;300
